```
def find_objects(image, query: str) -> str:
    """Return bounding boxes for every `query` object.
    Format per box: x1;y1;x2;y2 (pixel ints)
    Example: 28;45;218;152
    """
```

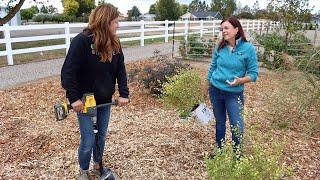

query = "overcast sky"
17;0;320;14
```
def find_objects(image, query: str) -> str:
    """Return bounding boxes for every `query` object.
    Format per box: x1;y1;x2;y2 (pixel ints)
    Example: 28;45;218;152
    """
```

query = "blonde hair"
88;4;120;62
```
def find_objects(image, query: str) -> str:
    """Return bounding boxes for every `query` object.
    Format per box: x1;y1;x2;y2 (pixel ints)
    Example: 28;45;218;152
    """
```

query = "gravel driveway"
0;42;179;89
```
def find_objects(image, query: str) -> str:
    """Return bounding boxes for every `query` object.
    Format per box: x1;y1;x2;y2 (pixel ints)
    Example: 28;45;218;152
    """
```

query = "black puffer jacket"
61;30;129;105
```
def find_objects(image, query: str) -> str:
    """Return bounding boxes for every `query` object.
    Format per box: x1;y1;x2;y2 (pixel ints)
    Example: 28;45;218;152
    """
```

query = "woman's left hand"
117;97;129;106
226;76;243;86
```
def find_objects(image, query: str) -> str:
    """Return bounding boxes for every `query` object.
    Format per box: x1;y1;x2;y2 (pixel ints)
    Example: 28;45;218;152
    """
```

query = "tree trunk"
285;31;288;53
0;0;26;26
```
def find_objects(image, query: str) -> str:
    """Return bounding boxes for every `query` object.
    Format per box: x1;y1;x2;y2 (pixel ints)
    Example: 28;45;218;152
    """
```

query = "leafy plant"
206;127;291;180
162;69;204;118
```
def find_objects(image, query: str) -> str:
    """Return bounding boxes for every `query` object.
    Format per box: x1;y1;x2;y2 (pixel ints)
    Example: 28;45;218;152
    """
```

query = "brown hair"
218;16;247;51
87;4;120;62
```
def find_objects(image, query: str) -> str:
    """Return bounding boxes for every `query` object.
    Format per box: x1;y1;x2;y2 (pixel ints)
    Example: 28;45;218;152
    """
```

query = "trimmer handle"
54;99;118;121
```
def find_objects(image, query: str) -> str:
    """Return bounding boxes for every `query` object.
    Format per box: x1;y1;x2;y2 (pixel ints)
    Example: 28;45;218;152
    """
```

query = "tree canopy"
211;0;236;18
155;0;180;21
189;0;209;12
128;6;141;21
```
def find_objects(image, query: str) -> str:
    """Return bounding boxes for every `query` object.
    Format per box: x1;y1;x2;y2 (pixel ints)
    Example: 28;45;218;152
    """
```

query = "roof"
312;15;320;20
189;11;221;18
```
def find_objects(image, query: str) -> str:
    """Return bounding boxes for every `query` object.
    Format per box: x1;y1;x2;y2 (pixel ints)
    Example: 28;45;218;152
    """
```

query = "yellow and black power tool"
54;93;117;121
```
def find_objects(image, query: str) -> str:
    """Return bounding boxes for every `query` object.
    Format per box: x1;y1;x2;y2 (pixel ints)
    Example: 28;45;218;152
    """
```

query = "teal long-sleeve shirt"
207;39;259;93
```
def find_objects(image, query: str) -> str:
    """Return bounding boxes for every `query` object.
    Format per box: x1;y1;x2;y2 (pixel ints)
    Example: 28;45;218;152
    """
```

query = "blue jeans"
209;85;244;150
77;106;111;170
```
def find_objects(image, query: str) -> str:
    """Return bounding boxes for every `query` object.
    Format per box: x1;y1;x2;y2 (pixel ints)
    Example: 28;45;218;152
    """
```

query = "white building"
0;6;21;26
180;11;222;21
139;13;156;21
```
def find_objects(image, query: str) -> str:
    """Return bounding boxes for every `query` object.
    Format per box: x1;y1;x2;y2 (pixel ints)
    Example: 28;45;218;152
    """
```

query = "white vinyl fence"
0;20;280;65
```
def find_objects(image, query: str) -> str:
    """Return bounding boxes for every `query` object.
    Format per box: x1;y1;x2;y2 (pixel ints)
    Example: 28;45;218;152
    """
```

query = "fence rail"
0;19;280;65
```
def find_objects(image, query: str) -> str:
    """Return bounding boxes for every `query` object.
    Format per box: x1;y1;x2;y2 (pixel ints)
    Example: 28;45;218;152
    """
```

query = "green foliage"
206;134;291;179
155;0;180;21
76;0;95;17
21;9;34;21
256;32;311;70
40;5;49;14
127;6;141;21
188;0;209;12
268;0;312;51
211;0;236;18
179;35;214;58
32;14;75;23
62;0;79;16
149;4;156;14
21;5;39;21
236;12;255;19
162;69;204;117
179;4;189;16
256;33;286;52
297;48;320;76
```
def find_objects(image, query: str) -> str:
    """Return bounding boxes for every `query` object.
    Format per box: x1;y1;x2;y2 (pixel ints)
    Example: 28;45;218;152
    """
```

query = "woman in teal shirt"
207;16;259;156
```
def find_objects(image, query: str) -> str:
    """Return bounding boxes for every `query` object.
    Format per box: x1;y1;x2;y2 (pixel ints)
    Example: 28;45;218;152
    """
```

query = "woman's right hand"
71;100;84;112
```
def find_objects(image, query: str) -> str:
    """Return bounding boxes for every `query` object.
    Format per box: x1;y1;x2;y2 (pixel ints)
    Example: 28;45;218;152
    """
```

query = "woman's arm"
207;48;218;82
61;34;86;105
116;49;129;106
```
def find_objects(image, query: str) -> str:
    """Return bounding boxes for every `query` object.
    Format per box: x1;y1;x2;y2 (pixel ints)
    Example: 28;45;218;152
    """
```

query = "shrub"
142;61;188;96
206;142;290;180
256;33;286;52
127;55;189;96
162;69;205;118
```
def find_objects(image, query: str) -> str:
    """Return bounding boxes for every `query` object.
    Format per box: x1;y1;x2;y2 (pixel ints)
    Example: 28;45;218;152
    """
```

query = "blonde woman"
61;4;129;180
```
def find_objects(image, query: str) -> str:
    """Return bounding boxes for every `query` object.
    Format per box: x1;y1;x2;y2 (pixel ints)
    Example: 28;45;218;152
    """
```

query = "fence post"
4;24;13;65
140;20;144;46
212;20;216;38
184;19;188;41
200;20;203;38
165;20;169;43
65;22;70;54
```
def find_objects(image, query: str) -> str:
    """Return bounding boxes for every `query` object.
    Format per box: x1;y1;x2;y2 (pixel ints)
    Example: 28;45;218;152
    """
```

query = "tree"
127;6;141;21
189;0;209;12
40;5;48;13
20;5;38;21
48;5;57;14
252;0;260;15
62;0;79;16
268;0;312;52
155;0;180;20
211;0;236;18
255;9;269;19
21;8;33;21
76;0;95;17
98;0;106;5
237;12;254;19
29;5;39;13
179;4;188;16
149;4;156;14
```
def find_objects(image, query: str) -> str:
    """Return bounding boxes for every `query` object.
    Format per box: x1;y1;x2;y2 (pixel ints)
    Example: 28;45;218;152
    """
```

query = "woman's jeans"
77;106;111;170
209;85;244;150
